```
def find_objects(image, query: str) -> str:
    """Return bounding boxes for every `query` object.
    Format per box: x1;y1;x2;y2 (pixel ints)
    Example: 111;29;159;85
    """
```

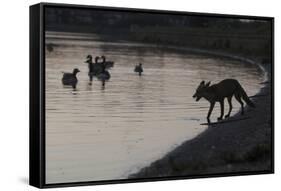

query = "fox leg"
207;102;215;123
218;100;224;121
235;94;244;115
225;96;233;118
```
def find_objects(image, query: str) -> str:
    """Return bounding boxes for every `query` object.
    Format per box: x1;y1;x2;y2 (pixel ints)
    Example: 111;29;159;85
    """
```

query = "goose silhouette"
97;57;111;87
134;63;143;76
92;56;104;75
46;43;55;52
85;55;95;82
61;68;80;89
85;55;104;82
101;55;114;69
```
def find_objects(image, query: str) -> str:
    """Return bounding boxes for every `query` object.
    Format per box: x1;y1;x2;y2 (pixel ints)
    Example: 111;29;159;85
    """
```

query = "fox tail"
238;84;255;108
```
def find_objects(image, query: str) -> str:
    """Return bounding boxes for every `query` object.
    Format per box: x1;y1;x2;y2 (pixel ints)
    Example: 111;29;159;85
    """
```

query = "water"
45;31;264;183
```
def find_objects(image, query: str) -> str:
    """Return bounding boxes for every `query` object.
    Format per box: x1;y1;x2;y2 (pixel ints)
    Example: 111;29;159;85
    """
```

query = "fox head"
193;81;211;101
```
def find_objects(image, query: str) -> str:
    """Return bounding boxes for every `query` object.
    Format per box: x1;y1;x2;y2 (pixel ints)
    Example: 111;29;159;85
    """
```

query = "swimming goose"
85;55;93;71
92;56;103;75
134;63;143;76
97;58;111;87
61;68;80;89
101;55;114;69
85;55;98;82
46;43;54;52
86;55;106;82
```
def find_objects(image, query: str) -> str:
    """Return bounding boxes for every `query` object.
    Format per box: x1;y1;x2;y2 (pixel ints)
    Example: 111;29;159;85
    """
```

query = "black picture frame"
30;2;274;188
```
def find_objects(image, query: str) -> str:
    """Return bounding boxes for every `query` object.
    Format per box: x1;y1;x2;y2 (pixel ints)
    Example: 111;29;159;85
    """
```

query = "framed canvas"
30;2;274;188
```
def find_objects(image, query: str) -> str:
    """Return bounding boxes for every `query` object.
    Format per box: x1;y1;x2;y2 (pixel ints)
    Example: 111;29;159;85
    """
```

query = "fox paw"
217;117;222;121
225;114;230;118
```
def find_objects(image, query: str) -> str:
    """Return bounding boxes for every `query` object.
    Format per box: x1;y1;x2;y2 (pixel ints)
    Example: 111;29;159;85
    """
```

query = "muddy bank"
129;62;273;179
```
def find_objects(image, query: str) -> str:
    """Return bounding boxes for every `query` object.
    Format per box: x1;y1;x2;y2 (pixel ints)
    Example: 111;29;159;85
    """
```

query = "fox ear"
200;81;205;85
205;81;211;87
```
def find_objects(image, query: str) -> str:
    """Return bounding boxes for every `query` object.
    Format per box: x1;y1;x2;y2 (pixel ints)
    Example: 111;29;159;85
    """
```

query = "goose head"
85;55;92;63
73;68;80;75
95;56;100;63
101;55;106;63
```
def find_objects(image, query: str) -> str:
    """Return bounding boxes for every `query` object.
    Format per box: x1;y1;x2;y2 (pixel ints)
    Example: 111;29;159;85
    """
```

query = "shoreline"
129;56;272;178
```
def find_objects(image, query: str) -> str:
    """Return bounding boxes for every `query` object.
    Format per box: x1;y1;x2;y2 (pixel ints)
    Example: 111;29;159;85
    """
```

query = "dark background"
45;7;272;62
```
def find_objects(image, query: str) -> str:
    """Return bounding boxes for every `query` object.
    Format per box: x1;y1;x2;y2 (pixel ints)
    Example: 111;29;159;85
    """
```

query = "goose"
46;43;54;52
85;55;94;81
92;56;103;75
134;63;143;76
61;68;80;89
85;55;93;71
97;58;111;87
86;55;104;83
101;55;114;69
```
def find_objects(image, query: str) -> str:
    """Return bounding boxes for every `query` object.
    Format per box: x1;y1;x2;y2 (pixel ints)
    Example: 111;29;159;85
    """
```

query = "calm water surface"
45;32;264;183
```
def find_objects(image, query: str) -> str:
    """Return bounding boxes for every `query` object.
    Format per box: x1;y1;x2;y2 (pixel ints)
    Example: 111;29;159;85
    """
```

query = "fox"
192;79;255;123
